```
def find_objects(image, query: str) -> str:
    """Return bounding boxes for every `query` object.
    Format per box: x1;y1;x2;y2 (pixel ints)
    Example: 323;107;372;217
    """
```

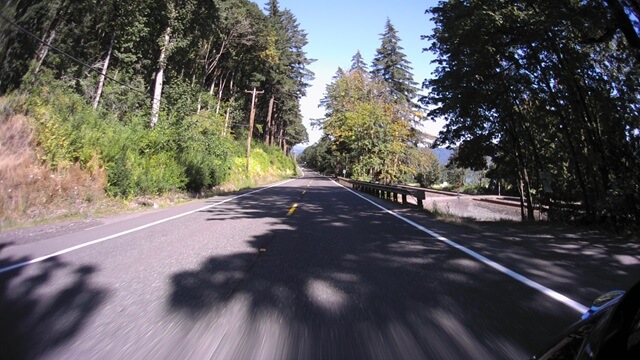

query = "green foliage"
319;67;414;184
300;136;337;175
1;0;311;209
26;78;186;197
27;71;101;168
371;19;419;104
176;113;233;191
163;77;199;122
425;0;640;226
404;147;441;187
443;167;466;188
225;140;298;190
22;77;294;198
308;20;424;185
0;0;312;153
251;143;298;176
99;121;186;197
99;72;149;122
105;148;186;197
261;2;313;149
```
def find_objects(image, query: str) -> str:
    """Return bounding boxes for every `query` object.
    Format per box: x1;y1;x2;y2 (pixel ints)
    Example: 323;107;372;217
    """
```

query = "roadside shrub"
131;152;186;196
100;125;186;197
259;143;298;176
27;84;96;168
177;113;233;191
25;78;186;198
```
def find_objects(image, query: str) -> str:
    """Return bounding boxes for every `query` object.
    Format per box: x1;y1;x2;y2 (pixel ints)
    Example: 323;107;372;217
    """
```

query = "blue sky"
275;0;444;144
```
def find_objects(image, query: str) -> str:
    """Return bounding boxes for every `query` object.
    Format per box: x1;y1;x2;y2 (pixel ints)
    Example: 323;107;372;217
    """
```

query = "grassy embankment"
0;89;298;230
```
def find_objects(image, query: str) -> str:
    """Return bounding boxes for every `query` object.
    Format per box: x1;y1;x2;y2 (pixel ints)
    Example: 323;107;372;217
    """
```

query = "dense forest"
0;0;312;147
0;0;312;196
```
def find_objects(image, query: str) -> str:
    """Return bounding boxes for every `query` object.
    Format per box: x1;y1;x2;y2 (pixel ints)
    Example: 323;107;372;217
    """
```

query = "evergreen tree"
349;50;368;74
371;18;418;104
261;1;312;152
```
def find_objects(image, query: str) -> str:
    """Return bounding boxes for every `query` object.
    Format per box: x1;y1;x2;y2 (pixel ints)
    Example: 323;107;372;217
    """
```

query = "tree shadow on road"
167;178;579;360
418;217;640;306
0;246;108;360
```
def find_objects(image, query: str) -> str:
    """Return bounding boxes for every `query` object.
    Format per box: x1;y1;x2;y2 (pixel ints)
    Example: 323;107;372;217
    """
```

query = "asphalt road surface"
1;169;639;359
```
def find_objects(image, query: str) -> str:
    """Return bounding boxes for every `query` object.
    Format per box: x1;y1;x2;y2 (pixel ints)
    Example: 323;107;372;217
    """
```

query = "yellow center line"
287;203;299;216
289;183;310;216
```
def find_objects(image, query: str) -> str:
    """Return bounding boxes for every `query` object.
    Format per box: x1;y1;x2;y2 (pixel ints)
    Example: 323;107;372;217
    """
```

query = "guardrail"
397;184;461;198
336;177;426;208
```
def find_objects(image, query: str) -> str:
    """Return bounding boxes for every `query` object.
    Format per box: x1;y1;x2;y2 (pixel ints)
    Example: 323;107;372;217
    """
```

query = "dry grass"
0;104;108;230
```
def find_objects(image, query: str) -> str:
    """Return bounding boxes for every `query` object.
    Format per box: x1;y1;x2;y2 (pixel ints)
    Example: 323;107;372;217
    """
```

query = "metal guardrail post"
416;190;425;209
342;178;430;210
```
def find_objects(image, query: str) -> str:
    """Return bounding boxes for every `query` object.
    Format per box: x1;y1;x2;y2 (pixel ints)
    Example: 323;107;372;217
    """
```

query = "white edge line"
0;179;296;275
331;178;589;314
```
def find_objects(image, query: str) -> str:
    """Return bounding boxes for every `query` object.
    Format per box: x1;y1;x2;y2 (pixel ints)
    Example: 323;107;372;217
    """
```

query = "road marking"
287;203;299;216
302;190;307;195
332;179;589;314
0;179;297;275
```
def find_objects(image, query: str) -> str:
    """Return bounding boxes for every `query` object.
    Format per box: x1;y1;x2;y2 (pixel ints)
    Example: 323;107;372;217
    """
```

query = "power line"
0;13;145;95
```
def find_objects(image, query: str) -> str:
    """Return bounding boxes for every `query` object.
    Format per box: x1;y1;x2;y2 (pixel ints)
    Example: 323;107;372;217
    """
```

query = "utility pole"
245;88;264;173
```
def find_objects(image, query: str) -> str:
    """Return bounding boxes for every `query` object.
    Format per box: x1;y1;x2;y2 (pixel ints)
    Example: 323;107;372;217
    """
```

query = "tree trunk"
265;95;275;145
517;175;526;221
513;154;535;221
196;42;211;114
278;126;285;151
205;39;227;83
215;74;227;115
223;75;235;136
34;29;57;74
93;33;114;109
151;25;171;128
245;88;263;172
33;0;69;75
223;100;232;136
539;66;593;218
205;68;222;112
522;167;535;220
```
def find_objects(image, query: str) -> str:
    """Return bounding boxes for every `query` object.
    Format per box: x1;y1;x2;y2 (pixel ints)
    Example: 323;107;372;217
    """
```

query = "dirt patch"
0;111;110;230
420;197;521;222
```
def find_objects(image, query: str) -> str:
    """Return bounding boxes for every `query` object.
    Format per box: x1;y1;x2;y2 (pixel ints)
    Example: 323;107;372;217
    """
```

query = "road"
1;169;639;359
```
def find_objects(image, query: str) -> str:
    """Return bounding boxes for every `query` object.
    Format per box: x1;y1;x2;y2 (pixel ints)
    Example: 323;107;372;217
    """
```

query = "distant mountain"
291;144;308;155
431;148;454;165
